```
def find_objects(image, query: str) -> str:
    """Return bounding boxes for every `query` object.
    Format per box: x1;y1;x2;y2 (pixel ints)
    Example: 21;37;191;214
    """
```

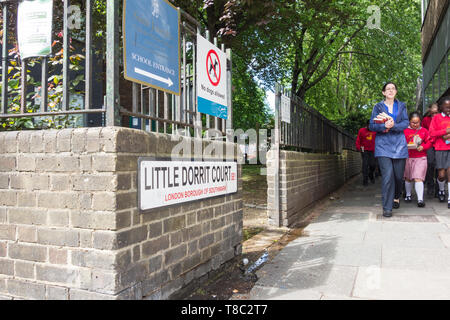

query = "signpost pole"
1;1;8;114
226;48;233;142
273;84;282;227
106;0;120;126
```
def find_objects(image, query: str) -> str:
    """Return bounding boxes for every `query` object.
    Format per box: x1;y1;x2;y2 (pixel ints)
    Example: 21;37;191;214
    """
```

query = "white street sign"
17;0;53;60
138;159;238;211
281;95;291;124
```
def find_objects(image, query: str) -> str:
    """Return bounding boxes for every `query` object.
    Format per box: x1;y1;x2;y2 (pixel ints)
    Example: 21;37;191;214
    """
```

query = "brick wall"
267;149;361;227
0;127;242;300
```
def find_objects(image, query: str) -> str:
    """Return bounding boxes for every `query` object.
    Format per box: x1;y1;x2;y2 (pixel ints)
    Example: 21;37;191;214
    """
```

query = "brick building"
421;0;450;110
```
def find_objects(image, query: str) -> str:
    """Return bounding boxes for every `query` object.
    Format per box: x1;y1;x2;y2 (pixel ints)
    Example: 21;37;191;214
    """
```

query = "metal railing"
0;0;232;138
274;84;356;153
122;8;233;138
0;0;105;121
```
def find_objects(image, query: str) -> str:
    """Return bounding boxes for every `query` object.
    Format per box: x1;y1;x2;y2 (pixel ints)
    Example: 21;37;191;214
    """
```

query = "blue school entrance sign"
123;0;180;95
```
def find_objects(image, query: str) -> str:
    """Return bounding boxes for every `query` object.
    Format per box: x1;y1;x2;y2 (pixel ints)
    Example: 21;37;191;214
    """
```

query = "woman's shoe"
417;200;425;208
404;196;412;203
393;199;400;209
383;210;392;217
439;191;446;202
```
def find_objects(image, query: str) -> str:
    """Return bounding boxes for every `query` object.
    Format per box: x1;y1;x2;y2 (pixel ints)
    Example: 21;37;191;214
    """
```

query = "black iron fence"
0;0;232;137
274;84;356;153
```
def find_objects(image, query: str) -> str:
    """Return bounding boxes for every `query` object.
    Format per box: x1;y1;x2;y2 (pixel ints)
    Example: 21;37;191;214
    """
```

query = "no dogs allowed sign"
196;34;228;119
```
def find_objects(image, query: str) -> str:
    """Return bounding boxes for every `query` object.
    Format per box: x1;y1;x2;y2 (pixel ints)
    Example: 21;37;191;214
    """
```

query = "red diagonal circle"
206;49;221;86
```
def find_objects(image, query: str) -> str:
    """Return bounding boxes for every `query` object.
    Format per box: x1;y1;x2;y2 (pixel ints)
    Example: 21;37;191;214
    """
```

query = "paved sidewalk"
249;176;450;300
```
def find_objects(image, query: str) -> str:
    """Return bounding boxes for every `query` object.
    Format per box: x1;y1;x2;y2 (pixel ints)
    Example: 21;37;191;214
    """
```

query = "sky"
265;90;275;114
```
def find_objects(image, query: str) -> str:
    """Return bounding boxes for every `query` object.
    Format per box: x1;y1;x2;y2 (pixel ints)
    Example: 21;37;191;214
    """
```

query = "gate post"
272;83;282;226
106;0;120;126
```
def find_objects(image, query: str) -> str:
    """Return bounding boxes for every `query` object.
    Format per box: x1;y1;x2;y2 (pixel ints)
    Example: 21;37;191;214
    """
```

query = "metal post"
273;84;282;227
221;43;226;133
205;30;210;134
182;22;187;126
106;0;120;126
40;56;48;112
62;0;70;111
85;0;92;110
1;2;8;114
132;82;138;114
226;48;233;142
194;27;201;139
140;85;145;130
213;37;218;130
20;59;26;114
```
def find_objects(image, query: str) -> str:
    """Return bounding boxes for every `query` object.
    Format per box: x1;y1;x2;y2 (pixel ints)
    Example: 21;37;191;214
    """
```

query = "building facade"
422;0;450;111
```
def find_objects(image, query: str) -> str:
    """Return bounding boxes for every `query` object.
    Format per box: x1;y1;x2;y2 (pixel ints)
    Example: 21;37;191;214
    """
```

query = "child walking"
429;96;450;208
403;112;432;207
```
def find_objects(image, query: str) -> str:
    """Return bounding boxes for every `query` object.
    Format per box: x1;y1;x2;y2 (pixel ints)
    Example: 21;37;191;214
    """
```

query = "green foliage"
0;38;86;130
229;0;422;129
330;107;373;136
1;0;423;133
231;55;273;131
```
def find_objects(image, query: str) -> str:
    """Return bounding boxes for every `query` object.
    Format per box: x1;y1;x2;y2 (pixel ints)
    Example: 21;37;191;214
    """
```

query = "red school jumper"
356;127;376;151
429;113;450;151
403;127;432;157
422;116;433;130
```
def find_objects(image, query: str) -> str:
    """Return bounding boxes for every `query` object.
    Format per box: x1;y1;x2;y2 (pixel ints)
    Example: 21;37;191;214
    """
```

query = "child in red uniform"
356;120;377;185
403;112;432;207
422;103;438;130
428;96;450;208
423;103;439;196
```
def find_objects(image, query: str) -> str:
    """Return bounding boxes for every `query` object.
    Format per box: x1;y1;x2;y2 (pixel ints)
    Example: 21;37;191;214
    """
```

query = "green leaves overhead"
172;0;423;130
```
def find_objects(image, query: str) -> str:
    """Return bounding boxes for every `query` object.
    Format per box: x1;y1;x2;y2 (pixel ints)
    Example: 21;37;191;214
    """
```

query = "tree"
231;0;421;131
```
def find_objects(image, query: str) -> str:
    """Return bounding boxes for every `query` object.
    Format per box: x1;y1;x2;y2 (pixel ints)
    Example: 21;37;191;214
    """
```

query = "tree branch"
303;22;366;92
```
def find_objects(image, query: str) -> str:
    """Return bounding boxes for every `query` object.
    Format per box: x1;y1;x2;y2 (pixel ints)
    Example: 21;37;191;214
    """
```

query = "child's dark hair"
423;102;438;117
382;82;397;92
409;111;422;121
437;96;450;111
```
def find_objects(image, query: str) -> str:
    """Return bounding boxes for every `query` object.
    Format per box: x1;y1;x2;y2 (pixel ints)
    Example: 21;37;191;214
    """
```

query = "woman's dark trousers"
362;151;376;184
377;157;406;212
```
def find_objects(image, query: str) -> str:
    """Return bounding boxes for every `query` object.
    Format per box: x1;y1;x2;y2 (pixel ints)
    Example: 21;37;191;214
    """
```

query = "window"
433;71;439;101
447;50;450;90
440;58;446;97
425;83;433;107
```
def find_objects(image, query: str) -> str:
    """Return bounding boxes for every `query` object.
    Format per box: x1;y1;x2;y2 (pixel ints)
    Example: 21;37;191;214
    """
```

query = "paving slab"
439;233;450;248
353;267;450;300
249;176;450;300
249;286;322;300
381;246;450;272
256;263;358;297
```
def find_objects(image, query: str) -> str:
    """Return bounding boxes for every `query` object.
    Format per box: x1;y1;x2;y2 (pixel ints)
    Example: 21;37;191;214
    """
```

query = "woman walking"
369;82;409;217
428;96;450;208
403;112;432;207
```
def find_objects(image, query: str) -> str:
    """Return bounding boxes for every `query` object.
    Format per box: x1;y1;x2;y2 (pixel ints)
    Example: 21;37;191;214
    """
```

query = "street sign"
196;34;228;119
281;94;291;124
17;0;53;60
123;0;180;95
138;159;238;211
